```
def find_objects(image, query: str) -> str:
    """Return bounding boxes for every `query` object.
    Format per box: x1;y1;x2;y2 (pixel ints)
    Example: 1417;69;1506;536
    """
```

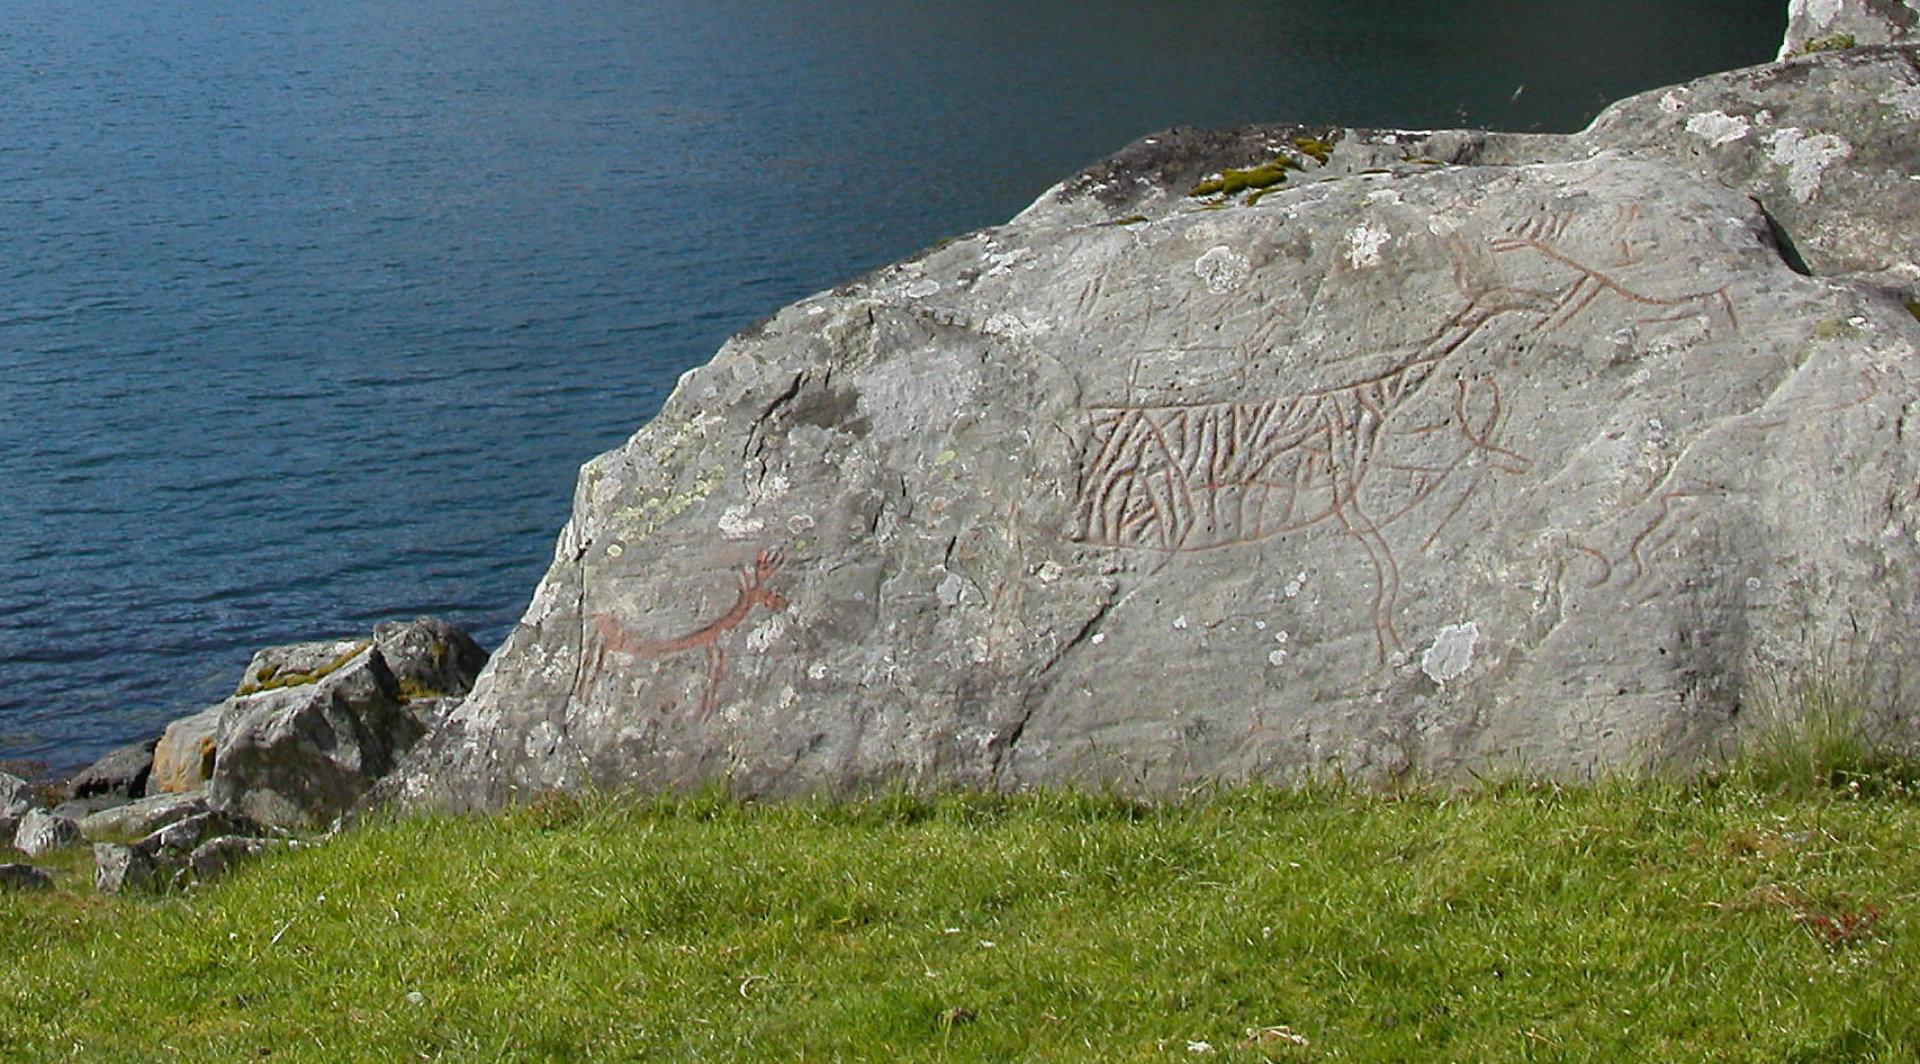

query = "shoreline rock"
376;14;1920;812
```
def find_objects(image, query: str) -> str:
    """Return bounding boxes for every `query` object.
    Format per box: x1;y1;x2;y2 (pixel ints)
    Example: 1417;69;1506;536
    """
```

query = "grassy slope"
2;784;1916;1062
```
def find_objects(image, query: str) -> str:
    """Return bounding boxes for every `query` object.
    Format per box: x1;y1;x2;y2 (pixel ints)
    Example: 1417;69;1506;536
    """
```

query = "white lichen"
1879;83;1920;121
717;504;764;540
1194;245;1252;293
1345;223;1392;269
1684;110;1751;147
1420;622;1480;685
1762;128;1852;203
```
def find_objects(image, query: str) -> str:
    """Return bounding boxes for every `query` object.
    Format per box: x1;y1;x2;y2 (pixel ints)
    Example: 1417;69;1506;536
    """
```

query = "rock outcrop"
116;617;487;830
375;22;1920;810
92;810;284;894
209;646;423;829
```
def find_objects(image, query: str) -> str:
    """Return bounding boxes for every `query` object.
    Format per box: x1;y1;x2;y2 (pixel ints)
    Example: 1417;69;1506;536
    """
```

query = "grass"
3;771;1918;1061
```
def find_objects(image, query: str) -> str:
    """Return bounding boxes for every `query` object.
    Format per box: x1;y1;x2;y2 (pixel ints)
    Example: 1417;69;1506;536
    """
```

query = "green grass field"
3;773;1917;1062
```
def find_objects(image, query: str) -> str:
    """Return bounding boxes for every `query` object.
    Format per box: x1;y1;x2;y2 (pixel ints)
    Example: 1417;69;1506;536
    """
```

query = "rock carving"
584;548;789;717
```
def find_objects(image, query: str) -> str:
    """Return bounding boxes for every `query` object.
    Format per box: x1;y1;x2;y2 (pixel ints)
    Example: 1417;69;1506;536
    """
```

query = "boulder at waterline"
209;647;424;829
66;737;158;802
147;704;224;796
132;617;487;821
1;771;39;817
14;809;81;858
377;37;1920;811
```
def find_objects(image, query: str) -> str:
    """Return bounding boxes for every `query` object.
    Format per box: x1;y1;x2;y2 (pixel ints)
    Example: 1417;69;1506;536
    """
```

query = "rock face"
379;38;1920;811
1781;0;1916;57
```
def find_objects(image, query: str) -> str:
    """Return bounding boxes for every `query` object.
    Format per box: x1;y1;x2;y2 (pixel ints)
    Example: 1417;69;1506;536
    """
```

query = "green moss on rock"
1188;156;1302;198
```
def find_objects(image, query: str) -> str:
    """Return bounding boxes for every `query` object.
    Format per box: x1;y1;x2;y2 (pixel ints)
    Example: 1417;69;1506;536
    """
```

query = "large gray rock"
1780;0;1917;57
377;40;1920;811
210;647;425;829
15;809;81;857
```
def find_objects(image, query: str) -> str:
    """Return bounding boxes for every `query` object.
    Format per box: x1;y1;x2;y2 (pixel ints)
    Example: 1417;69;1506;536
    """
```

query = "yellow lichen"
235;641;371;697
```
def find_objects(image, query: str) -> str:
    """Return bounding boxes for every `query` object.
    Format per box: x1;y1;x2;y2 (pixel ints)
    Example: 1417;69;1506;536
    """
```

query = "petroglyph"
582;548;789;717
1071;222;1740;659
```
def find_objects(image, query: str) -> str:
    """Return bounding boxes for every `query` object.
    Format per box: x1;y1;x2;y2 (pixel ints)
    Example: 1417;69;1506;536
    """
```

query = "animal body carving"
583;548;788;717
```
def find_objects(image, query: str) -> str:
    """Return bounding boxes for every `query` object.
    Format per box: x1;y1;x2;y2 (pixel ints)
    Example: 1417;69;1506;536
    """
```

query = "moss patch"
234;642;371;698
1293;136;1333;164
1798;33;1857;54
1905;301;1919;322
1187;155;1301;198
395;678;448;704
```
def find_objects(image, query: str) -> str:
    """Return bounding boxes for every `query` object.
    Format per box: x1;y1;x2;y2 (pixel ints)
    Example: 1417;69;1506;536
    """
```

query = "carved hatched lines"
1068;222;1739;660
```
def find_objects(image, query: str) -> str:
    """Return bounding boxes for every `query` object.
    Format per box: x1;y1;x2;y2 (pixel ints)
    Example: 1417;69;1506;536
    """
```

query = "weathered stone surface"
373;616;489;702
14;809;81;857
1781;0;1917;58
210;648;425;829
188;835;286;882
377;38;1920;812
0;863;54;892
67;738;159;801
148;704;225;795
93;842;158;894
79;790;209;840
140;809;270;859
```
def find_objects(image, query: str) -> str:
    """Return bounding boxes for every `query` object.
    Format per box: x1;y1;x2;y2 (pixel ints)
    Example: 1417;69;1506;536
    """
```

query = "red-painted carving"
583;548;788;717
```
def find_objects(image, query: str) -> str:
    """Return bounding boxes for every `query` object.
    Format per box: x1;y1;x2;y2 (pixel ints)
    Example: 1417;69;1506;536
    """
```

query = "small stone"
0;863;53;892
14;809;81;857
188;836;283;882
94;842;159;895
78;790;210;840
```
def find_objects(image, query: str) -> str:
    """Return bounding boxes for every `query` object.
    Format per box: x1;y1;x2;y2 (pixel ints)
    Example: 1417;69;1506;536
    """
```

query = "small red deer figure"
583;548;788;717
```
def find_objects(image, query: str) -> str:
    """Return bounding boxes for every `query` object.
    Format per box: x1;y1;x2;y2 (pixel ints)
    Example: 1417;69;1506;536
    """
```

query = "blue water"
1;0;1783;772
